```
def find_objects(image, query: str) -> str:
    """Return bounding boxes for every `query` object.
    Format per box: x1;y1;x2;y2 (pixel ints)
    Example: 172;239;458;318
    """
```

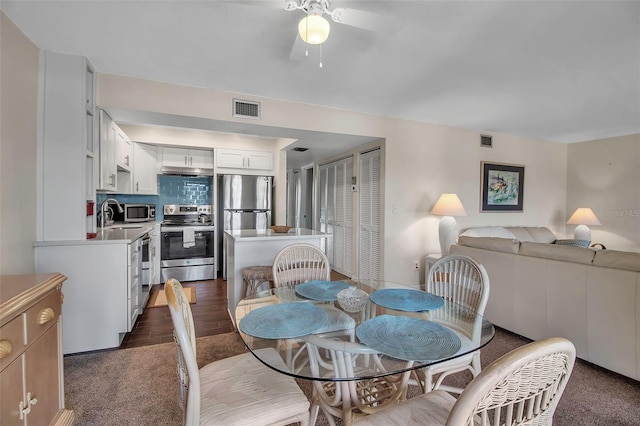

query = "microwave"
124;204;156;222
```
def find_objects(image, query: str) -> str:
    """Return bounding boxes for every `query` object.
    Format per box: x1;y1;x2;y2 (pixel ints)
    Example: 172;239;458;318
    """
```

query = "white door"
319;157;353;277
358;148;382;283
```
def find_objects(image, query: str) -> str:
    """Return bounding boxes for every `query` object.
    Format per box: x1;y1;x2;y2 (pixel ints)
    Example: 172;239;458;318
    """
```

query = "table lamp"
430;193;467;255
567;207;601;241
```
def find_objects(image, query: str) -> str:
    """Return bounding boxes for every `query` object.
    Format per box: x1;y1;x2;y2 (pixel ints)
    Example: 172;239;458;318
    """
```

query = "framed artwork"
480;162;525;212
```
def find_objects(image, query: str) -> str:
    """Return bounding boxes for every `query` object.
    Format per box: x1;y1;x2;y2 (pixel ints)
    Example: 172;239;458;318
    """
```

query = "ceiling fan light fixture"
298;14;330;45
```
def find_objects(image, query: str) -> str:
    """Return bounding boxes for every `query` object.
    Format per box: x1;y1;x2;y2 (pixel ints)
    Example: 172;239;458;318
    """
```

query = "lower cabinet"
0;273;73;425
36;243;130;354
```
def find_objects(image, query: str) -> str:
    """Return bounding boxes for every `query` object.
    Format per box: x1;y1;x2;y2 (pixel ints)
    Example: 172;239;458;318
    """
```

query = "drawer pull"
38;307;55;325
0;339;12;359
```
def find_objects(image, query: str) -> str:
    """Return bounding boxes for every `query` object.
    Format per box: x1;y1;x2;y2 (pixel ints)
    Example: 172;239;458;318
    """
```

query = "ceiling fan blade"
289;33;308;61
330;7;402;34
219;1;295;10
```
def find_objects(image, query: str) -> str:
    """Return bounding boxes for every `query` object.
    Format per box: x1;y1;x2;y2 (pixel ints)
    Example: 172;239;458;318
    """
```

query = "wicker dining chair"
414;254;490;394
271;244;356;370
357;337;577;426
165;279;310;426
303;334;414;426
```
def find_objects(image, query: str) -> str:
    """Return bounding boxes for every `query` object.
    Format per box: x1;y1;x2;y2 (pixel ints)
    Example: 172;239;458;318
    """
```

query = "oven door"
161;229;214;267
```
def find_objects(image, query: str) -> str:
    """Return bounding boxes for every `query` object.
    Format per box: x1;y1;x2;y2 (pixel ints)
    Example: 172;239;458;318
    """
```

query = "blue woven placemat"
295;280;351;301
239;302;329;339
370;288;445;312
356;315;461;362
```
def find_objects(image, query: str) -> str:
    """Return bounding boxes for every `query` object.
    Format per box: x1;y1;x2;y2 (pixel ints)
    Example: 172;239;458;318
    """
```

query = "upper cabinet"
39;51;97;241
115;127;132;171
133;143;158;195
98;110;133;193
217;148;273;172
161;147;213;172
98;110;117;192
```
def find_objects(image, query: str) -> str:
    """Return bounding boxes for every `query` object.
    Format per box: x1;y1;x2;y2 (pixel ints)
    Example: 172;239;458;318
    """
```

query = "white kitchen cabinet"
99;111;133;193
148;225;160;285
115;127;132;172
39;51;97;241
128;238;142;330
162;147;213;170
132;143;158;194
217;148;273;171
98;110;117;192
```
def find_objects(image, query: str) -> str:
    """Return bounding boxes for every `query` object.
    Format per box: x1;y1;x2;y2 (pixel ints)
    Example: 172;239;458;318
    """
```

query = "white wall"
567;134;640;252
98;74;569;286
0;12;39;274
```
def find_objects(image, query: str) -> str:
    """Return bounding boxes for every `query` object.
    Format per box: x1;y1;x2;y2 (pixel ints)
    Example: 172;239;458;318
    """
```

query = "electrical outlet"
414;261;419;271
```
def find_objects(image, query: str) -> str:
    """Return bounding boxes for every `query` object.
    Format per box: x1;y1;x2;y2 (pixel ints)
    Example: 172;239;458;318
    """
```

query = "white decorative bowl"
337;287;369;313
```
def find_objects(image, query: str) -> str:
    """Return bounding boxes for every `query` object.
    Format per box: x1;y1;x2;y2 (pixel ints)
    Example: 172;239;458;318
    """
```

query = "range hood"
160;166;214;177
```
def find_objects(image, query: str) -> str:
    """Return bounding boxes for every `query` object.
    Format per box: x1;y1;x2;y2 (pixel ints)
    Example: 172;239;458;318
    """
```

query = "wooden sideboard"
0;273;74;425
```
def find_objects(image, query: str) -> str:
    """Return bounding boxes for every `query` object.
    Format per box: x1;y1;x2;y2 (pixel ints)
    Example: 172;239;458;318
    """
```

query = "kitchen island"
224;228;330;324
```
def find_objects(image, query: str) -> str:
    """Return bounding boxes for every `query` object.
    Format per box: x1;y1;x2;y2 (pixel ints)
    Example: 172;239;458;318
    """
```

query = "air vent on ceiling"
292;147;309;152
233;98;260;120
480;134;493;148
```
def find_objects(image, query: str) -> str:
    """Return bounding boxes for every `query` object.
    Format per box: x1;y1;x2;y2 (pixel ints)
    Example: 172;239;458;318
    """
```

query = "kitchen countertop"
224;228;328;242
33;222;159;247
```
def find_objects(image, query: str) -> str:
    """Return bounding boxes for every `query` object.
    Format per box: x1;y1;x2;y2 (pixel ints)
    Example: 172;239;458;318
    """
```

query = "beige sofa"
450;226;640;380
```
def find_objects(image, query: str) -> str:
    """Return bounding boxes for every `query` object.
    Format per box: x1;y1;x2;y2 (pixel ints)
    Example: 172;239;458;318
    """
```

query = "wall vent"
292;147;309;152
480;134;493;148
233;99;260;120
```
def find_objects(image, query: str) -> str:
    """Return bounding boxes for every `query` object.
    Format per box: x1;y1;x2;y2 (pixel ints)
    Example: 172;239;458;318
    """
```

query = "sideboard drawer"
0;315;25;371
25;290;61;345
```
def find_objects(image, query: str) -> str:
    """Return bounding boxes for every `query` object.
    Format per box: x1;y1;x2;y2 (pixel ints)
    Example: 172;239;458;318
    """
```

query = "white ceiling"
3;0;639;168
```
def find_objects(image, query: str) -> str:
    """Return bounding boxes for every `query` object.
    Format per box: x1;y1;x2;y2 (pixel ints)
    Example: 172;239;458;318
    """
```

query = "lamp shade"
567;208;601;226
430;193;467;217
298;14;330;44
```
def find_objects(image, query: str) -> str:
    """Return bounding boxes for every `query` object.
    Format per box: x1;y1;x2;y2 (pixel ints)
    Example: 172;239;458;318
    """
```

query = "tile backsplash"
97;175;213;221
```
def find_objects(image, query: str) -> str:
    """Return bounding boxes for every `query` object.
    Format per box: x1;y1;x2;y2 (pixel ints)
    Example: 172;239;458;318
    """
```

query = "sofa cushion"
459;227;516;239
458;236;520;254
523;227;557;243
519;241;595;264
592;250;640;272
555;239;590;248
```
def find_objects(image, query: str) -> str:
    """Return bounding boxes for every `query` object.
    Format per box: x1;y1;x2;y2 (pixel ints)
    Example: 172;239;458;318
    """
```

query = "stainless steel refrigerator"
218;174;273;276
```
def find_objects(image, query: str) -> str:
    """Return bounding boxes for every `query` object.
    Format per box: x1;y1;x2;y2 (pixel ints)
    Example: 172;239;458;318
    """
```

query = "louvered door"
319;157;353;276
358;149;382;282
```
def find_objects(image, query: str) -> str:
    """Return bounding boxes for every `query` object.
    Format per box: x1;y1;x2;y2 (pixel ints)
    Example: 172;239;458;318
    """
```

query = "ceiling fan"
234;0;401;63
285;0;401;64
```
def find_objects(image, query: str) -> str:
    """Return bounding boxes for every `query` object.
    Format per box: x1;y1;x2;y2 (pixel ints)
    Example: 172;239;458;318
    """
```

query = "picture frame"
480;162;525;212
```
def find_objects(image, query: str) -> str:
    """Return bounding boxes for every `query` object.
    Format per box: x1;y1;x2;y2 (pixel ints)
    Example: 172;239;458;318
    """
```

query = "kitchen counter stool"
241;265;274;297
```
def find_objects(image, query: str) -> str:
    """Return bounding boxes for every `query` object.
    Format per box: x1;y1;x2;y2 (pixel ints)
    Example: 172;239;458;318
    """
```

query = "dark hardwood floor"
120;271;350;349
120;279;234;349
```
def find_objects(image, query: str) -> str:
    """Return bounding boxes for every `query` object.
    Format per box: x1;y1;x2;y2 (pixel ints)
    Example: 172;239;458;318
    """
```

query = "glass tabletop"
235;279;495;381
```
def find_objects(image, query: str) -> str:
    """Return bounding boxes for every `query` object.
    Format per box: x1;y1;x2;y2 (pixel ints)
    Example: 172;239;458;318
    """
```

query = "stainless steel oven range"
161;204;214;283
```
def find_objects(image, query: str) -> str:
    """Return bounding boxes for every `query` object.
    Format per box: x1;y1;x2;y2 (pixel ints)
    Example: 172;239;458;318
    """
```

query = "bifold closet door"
358;149;381;282
319;157;353;277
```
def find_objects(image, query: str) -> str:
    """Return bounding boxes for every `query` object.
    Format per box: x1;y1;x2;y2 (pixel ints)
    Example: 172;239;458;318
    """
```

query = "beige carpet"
147;287;195;308
63;329;640;425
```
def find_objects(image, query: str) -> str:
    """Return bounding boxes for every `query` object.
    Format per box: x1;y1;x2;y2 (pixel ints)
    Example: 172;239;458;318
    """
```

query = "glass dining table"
235;279;495;381
235;279;495;425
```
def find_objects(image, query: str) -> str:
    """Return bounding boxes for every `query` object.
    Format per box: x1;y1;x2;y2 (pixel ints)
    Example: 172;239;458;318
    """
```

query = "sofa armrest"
592;250;640;272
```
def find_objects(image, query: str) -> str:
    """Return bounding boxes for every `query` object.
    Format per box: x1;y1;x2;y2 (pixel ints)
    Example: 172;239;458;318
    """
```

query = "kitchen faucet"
100;198;124;230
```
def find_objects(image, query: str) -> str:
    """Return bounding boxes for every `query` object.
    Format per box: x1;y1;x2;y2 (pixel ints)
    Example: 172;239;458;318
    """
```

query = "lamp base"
438;216;458;256
573;225;591;241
